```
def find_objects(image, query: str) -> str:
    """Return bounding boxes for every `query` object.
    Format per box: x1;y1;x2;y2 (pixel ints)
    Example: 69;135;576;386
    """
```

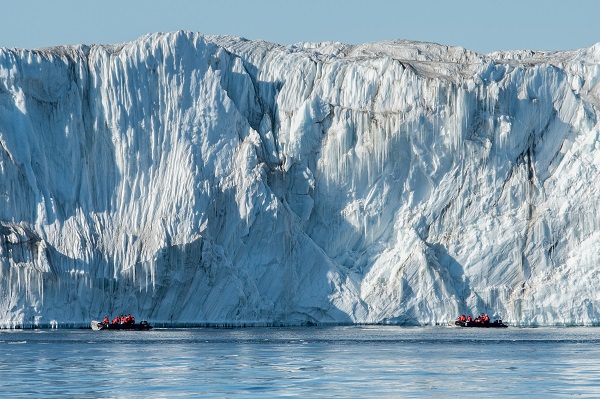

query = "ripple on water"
0;326;599;397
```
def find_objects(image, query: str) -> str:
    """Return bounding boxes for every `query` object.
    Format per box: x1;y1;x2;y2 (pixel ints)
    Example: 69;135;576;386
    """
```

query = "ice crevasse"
0;31;599;327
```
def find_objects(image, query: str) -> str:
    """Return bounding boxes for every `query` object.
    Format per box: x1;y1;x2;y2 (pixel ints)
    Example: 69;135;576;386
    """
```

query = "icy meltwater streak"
1;32;600;327
1;327;599;398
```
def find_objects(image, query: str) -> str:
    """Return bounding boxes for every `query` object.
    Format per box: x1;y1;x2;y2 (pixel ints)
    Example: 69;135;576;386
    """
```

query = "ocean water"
0;325;599;398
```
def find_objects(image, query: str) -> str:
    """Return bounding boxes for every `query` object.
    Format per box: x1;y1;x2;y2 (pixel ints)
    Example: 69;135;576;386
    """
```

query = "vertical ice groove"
0;33;599;327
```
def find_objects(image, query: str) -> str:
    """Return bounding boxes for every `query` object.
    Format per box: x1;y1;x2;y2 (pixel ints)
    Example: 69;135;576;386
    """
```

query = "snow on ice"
0;32;599;327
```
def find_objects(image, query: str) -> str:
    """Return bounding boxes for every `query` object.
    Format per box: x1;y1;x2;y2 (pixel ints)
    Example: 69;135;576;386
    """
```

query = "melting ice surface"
0;32;599;327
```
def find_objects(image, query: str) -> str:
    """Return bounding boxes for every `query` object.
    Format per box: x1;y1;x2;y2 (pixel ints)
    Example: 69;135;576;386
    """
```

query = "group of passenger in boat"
456;313;491;324
101;314;136;325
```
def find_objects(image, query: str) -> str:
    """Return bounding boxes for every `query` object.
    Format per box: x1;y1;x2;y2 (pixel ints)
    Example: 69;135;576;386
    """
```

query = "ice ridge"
0;31;599;327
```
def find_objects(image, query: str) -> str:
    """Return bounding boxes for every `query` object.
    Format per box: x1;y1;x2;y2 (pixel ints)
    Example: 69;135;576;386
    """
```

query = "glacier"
0;31;599;328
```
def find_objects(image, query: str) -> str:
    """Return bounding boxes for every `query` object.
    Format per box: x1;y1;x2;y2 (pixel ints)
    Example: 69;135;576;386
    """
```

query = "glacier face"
0;32;599;327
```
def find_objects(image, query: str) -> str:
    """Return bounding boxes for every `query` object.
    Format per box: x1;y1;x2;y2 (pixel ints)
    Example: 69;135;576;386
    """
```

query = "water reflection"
1;326;599;397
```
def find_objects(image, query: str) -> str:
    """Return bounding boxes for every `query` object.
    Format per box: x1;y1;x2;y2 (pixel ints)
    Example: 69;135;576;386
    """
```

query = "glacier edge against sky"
0;31;599;327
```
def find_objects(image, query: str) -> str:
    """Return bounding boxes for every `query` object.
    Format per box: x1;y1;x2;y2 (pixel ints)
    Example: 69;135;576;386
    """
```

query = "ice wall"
1;32;599;327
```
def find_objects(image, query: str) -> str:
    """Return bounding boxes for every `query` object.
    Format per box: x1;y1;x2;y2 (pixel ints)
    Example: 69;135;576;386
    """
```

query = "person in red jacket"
102;316;110;324
112;316;119;325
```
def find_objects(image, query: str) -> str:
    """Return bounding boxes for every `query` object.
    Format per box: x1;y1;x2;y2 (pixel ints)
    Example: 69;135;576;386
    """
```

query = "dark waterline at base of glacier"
0;320;600;331
1;326;600;398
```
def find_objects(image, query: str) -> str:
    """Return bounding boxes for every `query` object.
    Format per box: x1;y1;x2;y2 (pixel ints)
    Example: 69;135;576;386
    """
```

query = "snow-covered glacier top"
1;31;599;327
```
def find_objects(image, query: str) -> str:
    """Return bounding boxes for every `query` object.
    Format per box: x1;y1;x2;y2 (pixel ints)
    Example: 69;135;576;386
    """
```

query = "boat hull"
91;320;153;330
455;320;508;328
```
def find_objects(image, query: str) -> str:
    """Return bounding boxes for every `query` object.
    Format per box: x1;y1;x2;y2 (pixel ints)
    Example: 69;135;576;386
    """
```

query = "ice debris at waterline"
0;31;599;328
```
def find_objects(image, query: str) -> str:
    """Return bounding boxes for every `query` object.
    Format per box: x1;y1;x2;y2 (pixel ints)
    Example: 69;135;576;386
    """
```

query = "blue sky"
2;0;599;53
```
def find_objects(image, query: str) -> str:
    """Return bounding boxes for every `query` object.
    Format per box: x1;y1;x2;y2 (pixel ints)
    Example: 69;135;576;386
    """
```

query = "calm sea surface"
1;325;599;398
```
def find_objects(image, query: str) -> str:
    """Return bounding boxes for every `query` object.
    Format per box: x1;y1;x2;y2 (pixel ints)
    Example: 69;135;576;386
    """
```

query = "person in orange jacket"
112;316;119;325
102;316;109;324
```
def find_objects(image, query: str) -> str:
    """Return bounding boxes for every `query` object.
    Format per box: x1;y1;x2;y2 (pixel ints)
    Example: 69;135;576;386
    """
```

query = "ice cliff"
1;31;599;327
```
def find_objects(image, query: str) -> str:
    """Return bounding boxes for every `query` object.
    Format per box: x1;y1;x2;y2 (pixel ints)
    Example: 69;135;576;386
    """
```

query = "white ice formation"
1;32;599;327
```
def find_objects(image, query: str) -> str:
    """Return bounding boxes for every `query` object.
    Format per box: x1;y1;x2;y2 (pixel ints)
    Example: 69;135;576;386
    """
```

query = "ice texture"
1;32;599;327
